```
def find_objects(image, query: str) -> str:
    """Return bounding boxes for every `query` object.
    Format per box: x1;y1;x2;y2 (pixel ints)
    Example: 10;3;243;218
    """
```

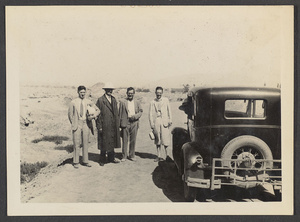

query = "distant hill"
141;72;279;90
141;73;210;90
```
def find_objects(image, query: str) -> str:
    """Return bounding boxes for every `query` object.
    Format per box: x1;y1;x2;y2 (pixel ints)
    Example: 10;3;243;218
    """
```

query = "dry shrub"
63;96;73;106
136;88;150;93
20;161;48;183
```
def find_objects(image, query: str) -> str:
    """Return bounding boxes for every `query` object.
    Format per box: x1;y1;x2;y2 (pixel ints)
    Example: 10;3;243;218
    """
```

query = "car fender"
172;127;190;175
182;142;207;181
182;142;203;169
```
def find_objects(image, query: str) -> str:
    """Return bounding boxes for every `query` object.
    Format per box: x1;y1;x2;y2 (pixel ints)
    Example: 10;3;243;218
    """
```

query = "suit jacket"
149;97;172;128
68;98;100;134
119;98;143;128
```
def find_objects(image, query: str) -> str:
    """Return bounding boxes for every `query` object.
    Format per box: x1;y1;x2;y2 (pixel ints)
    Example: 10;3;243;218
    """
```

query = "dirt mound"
90;82;105;91
90;82;105;98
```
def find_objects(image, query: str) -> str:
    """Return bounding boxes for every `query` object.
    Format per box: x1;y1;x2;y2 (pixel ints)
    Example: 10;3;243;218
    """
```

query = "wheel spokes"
230;146;265;176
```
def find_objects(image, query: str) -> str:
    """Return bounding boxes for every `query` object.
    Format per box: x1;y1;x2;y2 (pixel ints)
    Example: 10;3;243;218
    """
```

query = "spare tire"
221;135;273;172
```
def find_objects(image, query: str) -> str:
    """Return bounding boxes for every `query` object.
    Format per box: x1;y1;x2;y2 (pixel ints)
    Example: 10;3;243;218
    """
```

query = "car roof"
189;87;280;98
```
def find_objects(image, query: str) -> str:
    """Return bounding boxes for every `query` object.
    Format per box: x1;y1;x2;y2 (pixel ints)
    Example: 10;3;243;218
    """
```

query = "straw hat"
102;82;115;89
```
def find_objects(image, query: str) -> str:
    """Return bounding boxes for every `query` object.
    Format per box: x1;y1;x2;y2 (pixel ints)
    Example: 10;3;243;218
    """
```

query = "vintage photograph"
6;6;293;215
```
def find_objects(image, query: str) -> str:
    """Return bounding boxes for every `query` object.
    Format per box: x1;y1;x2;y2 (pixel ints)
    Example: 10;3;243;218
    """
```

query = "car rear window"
225;99;266;119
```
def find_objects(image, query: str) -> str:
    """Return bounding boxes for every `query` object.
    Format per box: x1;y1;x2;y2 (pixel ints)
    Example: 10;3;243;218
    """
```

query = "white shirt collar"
105;94;112;103
127;99;135;117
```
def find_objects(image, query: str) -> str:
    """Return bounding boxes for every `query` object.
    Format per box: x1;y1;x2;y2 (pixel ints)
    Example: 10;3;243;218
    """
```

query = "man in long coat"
96;83;121;166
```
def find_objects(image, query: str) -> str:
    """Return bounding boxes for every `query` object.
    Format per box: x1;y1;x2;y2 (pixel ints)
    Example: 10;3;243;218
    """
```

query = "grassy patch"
32;135;69;144
20;161;48;183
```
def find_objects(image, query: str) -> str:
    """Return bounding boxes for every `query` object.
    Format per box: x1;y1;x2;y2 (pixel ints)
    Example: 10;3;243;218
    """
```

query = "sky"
6;6;293;88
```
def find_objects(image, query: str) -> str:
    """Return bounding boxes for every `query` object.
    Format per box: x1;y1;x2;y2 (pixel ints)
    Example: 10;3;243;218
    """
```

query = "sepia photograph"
6;5;294;215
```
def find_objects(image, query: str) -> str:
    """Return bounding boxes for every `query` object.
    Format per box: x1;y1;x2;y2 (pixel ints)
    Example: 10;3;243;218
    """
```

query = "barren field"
20;85;187;203
20;85;276;203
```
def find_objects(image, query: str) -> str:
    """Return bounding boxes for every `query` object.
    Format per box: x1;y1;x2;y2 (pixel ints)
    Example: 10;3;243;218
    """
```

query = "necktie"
80;100;83;117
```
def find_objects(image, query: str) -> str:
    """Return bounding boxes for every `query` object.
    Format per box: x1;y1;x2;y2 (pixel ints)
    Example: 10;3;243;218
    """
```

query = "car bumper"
185;158;282;190
186;177;221;189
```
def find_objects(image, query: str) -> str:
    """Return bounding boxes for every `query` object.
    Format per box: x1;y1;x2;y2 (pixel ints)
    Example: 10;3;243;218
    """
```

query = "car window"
224;99;266;119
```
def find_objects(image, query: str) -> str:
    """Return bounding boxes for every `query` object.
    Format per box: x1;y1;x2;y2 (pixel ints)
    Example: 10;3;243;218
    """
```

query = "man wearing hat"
68;85;100;168
96;82;121;166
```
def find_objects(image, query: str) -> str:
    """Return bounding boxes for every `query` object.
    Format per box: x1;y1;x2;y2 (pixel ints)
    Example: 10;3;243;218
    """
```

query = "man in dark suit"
96;83;121;166
119;87;143;162
68;85;100;168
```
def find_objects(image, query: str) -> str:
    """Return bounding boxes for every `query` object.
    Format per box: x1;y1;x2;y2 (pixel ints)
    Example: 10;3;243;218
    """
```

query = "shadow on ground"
108;151;157;160
152;158;280;202
152;158;186;202
210;185;280;202
32;135;69;144
57;151;130;166
58;153;101;167
54;144;73;153
135;151;157;160
97;151;157;162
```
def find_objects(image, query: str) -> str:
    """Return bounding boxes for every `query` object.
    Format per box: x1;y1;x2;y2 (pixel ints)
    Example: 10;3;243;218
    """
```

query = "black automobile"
172;87;281;202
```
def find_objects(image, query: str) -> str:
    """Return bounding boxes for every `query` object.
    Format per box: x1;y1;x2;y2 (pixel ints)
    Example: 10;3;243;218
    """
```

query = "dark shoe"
110;159;120;164
128;157;137;162
82;163;92;167
73;163;79;169
99;162;104;166
99;155;106;163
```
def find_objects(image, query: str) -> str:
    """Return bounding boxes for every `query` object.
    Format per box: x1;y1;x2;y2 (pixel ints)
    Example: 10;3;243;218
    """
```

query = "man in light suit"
119;87;143;162
149;86;172;162
68;85;100;168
